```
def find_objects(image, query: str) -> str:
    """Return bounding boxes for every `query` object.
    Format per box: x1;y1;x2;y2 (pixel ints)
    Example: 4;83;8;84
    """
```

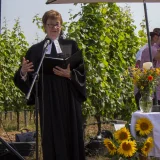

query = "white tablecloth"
131;111;160;157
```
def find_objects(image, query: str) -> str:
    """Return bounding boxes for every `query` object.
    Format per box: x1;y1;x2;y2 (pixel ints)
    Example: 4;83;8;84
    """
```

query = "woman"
14;10;86;160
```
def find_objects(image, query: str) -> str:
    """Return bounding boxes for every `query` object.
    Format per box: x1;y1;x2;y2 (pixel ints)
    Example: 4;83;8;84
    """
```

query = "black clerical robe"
14;38;86;160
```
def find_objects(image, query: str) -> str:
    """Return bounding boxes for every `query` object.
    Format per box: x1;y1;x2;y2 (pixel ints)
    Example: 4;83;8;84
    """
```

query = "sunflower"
117;140;137;157
141;137;154;156
135;118;153;136
114;127;131;143
104;138;117;155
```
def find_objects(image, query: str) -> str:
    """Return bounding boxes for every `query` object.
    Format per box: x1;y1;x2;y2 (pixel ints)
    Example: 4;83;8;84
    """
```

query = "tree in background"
67;3;139;132
0;3;148;132
0;19;30;129
137;19;147;47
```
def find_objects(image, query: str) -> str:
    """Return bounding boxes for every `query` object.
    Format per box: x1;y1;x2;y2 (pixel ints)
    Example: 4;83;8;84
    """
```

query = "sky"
1;0;160;45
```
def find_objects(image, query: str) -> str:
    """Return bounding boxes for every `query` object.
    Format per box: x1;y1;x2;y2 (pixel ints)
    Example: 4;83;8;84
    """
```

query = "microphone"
43;37;52;49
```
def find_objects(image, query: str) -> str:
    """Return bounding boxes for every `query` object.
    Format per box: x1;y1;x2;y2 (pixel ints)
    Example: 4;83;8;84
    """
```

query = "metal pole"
143;0;158;105
143;0;152;62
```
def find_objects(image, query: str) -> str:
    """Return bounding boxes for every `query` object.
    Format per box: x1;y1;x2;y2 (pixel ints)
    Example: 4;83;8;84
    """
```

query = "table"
131;111;160;158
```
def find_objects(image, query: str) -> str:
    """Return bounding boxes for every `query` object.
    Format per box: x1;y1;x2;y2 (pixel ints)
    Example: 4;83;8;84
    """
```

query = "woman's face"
44;18;62;40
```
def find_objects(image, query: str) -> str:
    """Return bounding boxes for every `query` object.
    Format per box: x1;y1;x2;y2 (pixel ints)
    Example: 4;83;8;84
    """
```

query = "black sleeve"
70;40;86;103
13;47;35;105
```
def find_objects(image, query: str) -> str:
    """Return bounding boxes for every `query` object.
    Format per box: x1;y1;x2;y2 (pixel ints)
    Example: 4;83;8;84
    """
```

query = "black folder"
42;50;82;74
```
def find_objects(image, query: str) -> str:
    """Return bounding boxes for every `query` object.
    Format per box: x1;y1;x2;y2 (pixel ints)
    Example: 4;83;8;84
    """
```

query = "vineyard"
0;2;148;160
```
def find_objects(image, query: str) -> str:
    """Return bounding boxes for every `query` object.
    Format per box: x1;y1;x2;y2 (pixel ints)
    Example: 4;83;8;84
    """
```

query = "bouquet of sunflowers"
104;117;154;159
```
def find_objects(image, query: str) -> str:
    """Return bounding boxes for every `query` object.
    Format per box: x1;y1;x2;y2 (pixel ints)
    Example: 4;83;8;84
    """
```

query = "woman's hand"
53;64;71;79
21;57;34;75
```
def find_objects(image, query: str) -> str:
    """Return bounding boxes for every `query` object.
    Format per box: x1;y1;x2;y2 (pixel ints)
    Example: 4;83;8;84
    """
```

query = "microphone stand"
26;41;50;160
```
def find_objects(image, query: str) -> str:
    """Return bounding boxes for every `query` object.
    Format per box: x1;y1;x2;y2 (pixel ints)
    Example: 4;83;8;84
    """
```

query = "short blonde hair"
42;10;63;25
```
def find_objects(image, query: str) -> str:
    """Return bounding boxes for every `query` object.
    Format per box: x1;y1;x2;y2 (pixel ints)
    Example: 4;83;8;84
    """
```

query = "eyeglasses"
46;24;61;28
